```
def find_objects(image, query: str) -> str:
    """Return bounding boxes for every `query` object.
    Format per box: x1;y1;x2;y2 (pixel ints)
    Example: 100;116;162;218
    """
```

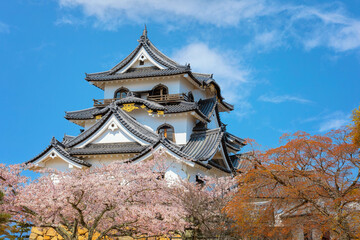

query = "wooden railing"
147;93;188;103
93;94;189;107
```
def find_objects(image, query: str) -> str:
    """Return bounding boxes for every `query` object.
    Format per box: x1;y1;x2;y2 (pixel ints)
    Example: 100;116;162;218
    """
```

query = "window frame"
157;123;175;142
114;87;129;99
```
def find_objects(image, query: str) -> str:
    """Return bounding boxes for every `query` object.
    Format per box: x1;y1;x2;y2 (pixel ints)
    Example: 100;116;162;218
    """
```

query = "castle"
26;27;245;181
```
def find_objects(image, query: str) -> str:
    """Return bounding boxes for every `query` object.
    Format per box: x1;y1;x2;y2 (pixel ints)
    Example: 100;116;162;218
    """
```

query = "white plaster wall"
86;156;133;167
104;78;182;99
184;163;229;181
178;78;208;102
43;158;73;172
93;128;134;144
129;109;196;144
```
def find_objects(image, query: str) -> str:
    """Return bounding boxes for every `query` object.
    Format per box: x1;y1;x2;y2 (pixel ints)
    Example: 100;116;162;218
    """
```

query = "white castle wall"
103;76;208;102
130;109;196;144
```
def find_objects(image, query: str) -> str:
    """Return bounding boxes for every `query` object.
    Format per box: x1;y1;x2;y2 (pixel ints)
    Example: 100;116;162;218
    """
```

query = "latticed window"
157;124;174;141
114;88;128;99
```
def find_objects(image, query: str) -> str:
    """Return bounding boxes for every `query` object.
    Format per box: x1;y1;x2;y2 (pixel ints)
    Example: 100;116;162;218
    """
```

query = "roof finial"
51;137;57;145
143;24;147;38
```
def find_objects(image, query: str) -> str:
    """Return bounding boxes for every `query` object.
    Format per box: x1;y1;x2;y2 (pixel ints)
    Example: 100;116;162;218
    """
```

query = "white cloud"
258;94;311;104
307;111;350;132
299;111;350;132
172;42;252;118
319;117;349;132
289;6;360;52
0;21;10;33
57;0;360;52
58;0;268;27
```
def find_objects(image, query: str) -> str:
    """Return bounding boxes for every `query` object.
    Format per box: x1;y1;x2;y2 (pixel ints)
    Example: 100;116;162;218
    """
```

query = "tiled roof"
65;105;159;148
27;137;91;167
85;68;189;81
224;132;246;152
111;106;159;143
181;128;224;161
85;30;187;82
164;102;197;113
203;78;234;111
192;121;208;132
198;97;217;119
114;97;165;110
192;72;213;82
65;97;217;122
65;107;103;120
109;44;143;74
62;134;75;145
229;153;254;172
69;143;146;155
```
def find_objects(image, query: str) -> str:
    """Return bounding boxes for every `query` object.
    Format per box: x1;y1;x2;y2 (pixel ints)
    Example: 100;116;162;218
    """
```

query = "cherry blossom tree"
173;175;237;239
7;161;186;240
0;164;29;239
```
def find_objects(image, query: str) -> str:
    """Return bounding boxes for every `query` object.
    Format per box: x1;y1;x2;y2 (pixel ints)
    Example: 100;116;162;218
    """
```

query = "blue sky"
1;0;360;166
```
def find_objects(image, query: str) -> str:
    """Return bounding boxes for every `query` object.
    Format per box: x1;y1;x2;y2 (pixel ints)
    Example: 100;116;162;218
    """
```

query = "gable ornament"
122;103;139;112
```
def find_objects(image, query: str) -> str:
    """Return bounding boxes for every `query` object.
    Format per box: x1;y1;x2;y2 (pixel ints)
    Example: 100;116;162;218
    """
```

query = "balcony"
94;93;190;107
147;93;189;103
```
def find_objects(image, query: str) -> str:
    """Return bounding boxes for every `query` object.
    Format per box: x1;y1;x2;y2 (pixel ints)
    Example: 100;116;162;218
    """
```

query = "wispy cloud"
0;21;10;33
301;111;350;132
172;42;253;118
58;0;269;28
57;0;360;52
258;94;311;104
319;111;350;132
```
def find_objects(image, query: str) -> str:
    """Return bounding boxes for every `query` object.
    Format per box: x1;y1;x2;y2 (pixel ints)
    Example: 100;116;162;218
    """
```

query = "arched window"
157;124;174;141
114;87;129;99
151;84;168;96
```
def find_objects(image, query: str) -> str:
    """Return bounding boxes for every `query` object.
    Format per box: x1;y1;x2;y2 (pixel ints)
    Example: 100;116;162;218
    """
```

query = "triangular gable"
73;115;151;148
30;147;85;169
66;106;159;149
27;138;91;169
118;46;166;73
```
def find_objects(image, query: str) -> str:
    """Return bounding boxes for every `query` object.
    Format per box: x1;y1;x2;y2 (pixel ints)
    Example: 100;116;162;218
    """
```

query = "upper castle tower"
27;27;245;180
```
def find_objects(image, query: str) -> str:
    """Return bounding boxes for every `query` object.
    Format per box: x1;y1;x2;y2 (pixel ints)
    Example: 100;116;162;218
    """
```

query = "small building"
26;27;245;180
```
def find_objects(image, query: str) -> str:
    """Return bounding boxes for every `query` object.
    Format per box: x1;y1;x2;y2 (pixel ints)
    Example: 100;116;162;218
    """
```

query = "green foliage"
0;191;30;240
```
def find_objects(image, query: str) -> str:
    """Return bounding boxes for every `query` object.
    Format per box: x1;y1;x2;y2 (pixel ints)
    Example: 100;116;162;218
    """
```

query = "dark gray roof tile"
65;107;103;120
65;106;159;148
198;97;217;119
86;68;189;81
229;153;254;172
114;97;165;110
27;137;91;167
69;143;146;155
164;102;197;113
181;128;224;161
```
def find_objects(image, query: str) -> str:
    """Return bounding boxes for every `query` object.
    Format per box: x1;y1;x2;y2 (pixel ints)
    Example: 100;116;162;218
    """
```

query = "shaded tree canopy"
227;127;360;240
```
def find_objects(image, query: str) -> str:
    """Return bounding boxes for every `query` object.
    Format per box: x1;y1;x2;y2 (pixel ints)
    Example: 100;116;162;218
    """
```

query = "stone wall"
29;227;180;240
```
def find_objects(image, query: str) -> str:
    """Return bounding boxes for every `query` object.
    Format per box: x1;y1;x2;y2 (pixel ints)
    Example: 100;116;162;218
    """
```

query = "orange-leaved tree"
351;106;360;147
226;128;360;240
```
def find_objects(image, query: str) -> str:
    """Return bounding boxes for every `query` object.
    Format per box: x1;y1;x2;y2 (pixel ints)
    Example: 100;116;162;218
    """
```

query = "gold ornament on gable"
121;103;139;112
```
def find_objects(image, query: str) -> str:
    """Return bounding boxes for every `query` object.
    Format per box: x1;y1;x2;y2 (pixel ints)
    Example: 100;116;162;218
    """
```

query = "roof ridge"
109;44;143;74
65;107;98;114
26;137;91;167
147;40;184;68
